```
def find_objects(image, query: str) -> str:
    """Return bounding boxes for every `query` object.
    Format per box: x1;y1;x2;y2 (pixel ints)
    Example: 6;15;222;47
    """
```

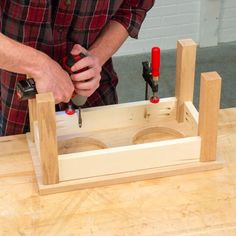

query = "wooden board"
58;137;201;181
0;134;33;178
175;39;197;122
198;72;222;161
56;97;177;136
27;133;222;195
27;92;222;194
25;40;221;195
36;93;59;184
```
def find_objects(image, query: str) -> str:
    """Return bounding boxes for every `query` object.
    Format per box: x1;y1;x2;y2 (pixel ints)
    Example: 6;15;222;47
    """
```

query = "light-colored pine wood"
27;88;221;193
36;93;59;184
55;98;195;151
28;98;37;142
1;109;234;235
33;121;40;155
133;126;184;144
40;161;223;195
0;134;33;178
58;137;107;154
183;101;199;133
58;137;201;181
27;133;222;195
57;120;195;150
175;39;197;122
56;97;177;136
22;39;222;195
198;72;222;162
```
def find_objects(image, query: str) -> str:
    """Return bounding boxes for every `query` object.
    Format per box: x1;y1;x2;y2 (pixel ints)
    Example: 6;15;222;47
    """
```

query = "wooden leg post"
36;93;59;184
28;98;37;142
198;72;222;162
175;39;197;122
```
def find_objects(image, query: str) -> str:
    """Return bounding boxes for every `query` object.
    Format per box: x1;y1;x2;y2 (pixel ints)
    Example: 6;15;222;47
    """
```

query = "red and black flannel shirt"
0;0;154;136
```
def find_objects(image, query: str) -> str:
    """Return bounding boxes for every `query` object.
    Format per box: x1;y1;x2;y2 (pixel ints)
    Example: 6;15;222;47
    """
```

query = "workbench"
0;108;236;235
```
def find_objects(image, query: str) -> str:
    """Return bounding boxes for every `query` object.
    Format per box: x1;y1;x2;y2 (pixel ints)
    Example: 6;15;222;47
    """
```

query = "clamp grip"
152;47;160;78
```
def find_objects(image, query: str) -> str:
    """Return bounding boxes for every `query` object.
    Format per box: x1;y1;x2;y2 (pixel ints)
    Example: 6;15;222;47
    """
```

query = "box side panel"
59;137;201;181
56;98;177;136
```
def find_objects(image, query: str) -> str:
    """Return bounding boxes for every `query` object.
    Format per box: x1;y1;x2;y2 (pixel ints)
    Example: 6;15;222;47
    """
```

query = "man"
0;1;154;136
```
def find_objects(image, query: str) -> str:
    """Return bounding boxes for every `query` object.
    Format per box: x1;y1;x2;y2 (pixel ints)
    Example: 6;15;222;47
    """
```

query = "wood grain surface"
0;108;236;236
133;126;185;144
175;39;197;122
58;137;107;154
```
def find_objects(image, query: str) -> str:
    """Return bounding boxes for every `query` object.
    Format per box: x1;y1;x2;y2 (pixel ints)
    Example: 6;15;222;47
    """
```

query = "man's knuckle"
90;70;96;78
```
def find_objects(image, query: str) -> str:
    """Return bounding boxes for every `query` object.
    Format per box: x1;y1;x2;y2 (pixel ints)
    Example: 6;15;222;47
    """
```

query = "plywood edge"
37;160;223;195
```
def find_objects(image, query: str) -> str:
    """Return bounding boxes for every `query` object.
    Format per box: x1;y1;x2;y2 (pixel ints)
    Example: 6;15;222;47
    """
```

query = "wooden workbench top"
0;108;236;235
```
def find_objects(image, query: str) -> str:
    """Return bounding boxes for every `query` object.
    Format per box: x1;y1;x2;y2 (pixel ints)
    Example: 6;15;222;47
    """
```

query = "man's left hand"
70;44;102;97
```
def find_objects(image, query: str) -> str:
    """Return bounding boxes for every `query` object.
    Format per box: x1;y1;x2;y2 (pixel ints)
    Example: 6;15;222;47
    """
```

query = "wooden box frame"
27;39;222;195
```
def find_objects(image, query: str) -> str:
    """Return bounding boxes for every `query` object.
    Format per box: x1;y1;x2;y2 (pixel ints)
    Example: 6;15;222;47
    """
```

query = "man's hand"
0;33;74;104
32;54;74;104
70;44;102;97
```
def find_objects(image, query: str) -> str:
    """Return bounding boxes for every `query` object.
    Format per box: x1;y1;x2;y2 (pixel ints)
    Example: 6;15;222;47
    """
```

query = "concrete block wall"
218;0;236;43
116;0;236;56
116;0;201;56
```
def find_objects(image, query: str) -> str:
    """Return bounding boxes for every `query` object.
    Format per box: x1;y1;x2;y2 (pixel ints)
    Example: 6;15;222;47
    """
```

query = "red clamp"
151;47;160;78
150;97;160;104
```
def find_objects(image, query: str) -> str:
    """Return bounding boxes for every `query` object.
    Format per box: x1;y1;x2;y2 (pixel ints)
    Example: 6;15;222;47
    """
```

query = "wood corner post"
198;72;222;162
175;39;197;122
36;93;59;184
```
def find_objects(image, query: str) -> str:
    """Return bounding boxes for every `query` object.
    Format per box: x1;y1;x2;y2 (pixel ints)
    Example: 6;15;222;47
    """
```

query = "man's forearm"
88;20;129;66
0;32;47;77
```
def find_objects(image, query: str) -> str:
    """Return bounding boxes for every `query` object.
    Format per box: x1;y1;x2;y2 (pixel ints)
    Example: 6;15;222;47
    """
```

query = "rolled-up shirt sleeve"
111;0;155;39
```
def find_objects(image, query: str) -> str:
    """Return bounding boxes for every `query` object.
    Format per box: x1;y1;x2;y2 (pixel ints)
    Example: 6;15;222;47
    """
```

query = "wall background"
116;0;236;56
219;0;236;43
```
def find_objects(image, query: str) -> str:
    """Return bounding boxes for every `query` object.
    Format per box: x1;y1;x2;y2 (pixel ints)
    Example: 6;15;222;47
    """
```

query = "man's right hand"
0;33;74;104
31;54;74;104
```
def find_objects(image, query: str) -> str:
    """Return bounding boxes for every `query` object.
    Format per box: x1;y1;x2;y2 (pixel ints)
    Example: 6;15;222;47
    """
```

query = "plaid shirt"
0;0;154;136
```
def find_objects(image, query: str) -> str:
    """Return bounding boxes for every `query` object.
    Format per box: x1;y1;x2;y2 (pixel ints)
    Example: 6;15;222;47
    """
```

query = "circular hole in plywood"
133;127;185;144
58;137;107;154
